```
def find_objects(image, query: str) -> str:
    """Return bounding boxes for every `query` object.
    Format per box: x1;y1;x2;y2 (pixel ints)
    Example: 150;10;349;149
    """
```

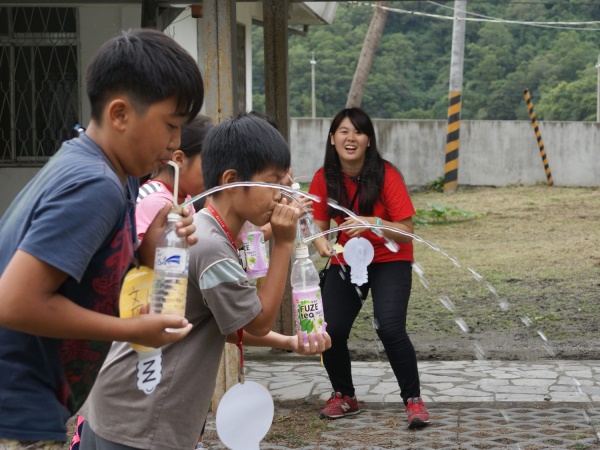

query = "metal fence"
0;6;79;166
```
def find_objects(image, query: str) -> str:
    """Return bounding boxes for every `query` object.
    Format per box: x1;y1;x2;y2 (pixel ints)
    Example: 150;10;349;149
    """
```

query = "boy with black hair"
0;28;203;447
80;113;331;450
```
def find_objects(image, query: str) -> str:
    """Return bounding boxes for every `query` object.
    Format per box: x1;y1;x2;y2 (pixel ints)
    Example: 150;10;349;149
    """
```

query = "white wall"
236;5;254;111
79;5;142;125
290;119;600;188
4;120;598;215
165;11;198;63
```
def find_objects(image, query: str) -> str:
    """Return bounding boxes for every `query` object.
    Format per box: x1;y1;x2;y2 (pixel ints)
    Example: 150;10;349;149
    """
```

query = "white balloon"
216;381;274;450
343;237;374;286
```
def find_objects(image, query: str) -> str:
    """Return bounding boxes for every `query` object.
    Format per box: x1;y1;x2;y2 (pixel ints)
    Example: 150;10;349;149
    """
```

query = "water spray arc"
302;221;599;438
181;181;597;438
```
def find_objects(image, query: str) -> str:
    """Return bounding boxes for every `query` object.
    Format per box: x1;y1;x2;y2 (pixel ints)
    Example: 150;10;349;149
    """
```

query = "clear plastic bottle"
150;213;189;332
291;182;320;260
240;221;269;280
291;243;326;345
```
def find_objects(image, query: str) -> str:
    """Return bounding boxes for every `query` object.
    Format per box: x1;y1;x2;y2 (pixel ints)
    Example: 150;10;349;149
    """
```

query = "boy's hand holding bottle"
138;203;197;268
125;314;192;348
288;326;331;355
269;197;301;244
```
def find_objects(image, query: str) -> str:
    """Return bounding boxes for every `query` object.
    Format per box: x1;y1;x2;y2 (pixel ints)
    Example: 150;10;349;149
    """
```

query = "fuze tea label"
241;231;269;278
292;286;326;345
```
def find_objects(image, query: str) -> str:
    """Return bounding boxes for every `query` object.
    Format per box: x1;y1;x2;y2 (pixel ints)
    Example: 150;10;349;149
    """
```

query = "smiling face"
330;117;371;173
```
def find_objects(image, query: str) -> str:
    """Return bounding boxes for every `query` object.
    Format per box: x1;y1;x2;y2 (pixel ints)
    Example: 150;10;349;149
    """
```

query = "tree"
346;1;390;108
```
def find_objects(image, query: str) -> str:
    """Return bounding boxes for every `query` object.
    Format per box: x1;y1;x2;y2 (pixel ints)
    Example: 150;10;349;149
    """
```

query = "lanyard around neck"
207;204;237;250
206;203;245;382
345;183;361;214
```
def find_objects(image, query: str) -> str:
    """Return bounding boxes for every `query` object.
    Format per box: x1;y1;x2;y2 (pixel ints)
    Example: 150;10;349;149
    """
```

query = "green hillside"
252;1;600;120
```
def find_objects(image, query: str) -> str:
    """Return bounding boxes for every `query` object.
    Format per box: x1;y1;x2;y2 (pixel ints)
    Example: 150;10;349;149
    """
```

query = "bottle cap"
295;244;309;258
167;213;181;221
291;182;300;190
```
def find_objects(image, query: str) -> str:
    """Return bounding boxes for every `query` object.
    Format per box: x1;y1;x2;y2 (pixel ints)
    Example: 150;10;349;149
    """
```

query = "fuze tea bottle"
150;213;189;332
291;243;326;345
240;221;269;280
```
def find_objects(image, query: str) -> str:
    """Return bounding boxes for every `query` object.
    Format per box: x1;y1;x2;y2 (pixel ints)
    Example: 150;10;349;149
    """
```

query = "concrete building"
0;1;338;214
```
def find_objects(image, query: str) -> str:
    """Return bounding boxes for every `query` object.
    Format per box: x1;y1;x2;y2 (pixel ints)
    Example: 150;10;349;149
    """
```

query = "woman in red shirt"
309;107;429;429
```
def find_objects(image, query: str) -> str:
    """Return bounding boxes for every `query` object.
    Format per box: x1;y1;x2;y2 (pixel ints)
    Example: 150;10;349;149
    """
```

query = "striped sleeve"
199;258;263;335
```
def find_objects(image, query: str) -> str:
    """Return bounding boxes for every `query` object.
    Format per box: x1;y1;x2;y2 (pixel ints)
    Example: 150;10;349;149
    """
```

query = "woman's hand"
314;236;335;258
293;193;314;216
339;216;373;239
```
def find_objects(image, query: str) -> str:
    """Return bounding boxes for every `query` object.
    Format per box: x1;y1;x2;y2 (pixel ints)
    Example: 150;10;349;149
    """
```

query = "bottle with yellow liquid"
150;213;189;332
119;266;163;394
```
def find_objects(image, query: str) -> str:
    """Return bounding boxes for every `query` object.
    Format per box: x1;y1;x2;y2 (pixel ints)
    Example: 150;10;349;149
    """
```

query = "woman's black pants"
321;260;420;405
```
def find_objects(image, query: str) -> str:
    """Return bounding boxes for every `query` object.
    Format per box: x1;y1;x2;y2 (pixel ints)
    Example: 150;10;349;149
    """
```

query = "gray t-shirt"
82;210;263;450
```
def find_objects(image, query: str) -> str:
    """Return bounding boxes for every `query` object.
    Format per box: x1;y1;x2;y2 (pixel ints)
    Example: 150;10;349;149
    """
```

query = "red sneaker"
319;392;360;419
406;397;430;429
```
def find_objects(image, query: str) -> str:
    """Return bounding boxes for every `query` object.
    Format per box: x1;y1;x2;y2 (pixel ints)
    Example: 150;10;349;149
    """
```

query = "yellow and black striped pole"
443;91;461;193
524;89;553;186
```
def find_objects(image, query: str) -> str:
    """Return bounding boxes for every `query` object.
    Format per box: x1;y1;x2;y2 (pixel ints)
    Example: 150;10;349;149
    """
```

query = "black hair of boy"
201;113;290;191
86;28;204;122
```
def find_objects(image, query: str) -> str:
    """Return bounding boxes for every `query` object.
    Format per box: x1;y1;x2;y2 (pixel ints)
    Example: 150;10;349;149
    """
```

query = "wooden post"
263;0;295;337
203;0;240;414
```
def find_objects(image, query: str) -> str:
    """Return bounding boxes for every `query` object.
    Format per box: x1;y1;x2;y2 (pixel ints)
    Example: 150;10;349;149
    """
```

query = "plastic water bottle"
291;182;320;260
291;243;326;345
240;221;269;280
150;213;189;332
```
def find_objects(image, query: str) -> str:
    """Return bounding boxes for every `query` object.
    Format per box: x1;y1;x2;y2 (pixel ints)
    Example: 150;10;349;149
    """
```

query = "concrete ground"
202;353;600;449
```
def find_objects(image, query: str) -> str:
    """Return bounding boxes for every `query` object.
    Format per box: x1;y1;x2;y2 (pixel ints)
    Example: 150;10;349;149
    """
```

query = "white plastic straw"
167;161;180;206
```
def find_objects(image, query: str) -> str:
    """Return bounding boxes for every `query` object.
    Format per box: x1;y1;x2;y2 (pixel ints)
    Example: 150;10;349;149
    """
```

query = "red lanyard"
206;204;245;382
207;204;237;250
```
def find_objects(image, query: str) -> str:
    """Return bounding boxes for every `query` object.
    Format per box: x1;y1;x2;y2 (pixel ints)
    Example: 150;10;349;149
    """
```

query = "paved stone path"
202;357;600;449
246;359;600;404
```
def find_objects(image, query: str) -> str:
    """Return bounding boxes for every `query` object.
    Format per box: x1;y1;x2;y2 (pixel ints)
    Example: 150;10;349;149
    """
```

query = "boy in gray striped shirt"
80;113;330;450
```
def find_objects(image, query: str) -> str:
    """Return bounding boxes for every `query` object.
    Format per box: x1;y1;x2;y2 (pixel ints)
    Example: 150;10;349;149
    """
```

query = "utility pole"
310;52;317;118
596;54;600;122
443;0;467;194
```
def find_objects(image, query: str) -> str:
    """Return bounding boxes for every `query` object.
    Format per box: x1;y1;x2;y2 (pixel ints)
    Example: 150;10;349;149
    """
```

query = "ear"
106;98;131;132
330;134;335;145
220;168;238;185
172;149;187;167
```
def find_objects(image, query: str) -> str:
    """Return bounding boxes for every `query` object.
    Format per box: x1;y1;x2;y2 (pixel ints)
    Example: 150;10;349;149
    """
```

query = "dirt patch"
341;185;600;362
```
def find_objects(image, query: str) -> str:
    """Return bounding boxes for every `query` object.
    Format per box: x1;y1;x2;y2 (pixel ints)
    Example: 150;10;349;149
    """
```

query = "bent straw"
180;182;321;209
167;161;181;214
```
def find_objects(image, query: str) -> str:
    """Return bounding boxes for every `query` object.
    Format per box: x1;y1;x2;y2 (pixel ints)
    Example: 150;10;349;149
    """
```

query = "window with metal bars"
0;7;79;166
